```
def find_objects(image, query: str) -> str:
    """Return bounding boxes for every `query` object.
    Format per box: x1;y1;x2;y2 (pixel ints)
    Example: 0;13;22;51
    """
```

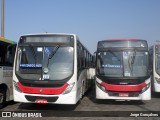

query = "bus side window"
80;47;84;68
0;45;7;65
77;44;80;68
6;44;16;66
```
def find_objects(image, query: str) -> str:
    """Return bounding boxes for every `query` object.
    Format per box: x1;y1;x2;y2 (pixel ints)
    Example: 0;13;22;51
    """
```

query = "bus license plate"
119;93;129;97
35;99;48;104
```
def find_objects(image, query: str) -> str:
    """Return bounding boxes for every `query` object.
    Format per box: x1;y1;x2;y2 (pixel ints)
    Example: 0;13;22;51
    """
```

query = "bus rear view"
95;38;151;100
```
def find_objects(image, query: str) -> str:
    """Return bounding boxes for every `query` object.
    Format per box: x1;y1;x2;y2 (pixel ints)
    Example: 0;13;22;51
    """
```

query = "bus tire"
0;88;6;109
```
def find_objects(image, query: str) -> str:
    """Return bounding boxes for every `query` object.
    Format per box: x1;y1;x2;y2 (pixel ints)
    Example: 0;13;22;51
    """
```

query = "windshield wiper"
29;44;37;66
131;50;136;64
129;50;136;75
47;45;59;67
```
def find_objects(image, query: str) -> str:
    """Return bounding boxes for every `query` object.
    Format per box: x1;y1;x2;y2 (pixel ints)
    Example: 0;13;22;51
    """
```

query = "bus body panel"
0;67;13;101
96;86;151;100
13;66;91;104
95;39;151;100
14;87;77;104
13;55;79;104
95;77;151;100
14;91;77;104
153;83;160;92
149;45;160;92
13;33;93;104
0;38;16;108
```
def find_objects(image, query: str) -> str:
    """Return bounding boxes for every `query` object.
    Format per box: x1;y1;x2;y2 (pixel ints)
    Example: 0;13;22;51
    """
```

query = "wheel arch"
0;83;10;101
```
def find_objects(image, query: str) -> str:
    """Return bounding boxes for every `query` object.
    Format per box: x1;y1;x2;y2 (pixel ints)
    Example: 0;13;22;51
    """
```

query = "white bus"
13;33;94;104
95;38;151;100
0;37;16;108
149;44;160;92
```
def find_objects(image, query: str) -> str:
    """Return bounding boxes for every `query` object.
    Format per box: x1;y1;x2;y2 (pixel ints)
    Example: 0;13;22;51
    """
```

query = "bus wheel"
0;89;6;109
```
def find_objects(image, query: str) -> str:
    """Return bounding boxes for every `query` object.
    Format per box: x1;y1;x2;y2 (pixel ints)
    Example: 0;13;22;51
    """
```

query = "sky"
1;0;160;53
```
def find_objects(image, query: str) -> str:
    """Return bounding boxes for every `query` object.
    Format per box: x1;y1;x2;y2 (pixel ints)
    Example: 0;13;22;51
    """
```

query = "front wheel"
0;89;6;109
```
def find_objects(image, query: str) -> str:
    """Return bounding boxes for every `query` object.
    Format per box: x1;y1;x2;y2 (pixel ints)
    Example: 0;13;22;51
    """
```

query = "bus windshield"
97;51;148;77
16;46;74;81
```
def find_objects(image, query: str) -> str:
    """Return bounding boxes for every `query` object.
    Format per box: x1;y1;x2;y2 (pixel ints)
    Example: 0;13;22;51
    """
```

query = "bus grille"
108;91;140;97
25;95;58;102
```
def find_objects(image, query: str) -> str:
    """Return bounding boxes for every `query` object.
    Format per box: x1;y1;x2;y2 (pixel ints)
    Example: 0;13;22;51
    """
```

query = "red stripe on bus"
17;82;68;95
101;82;147;92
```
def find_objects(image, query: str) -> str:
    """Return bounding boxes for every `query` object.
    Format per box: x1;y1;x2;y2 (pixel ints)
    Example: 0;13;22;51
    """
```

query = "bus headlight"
96;81;106;92
141;82;150;93
62;82;75;94
155;77;160;84
13;81;22;93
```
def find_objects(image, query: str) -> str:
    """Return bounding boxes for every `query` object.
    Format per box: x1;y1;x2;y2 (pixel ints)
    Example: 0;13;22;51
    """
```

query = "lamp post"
1;0;4;38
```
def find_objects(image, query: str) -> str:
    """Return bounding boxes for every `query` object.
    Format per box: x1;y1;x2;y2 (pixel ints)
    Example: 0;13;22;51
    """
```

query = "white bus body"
0;37;16;108
13;33;94;104
149;45;160;92
95;38;151;100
